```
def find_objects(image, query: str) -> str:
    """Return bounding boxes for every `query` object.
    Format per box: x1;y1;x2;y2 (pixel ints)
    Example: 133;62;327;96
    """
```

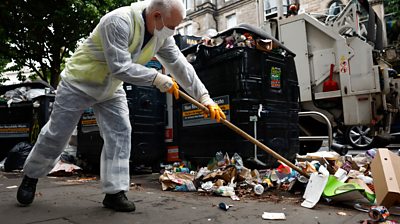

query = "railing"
299;111;333;150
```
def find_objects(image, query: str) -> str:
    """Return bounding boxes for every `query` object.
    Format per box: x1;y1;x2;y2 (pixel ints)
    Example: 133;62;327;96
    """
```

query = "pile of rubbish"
200;30;252;49
159;150;373;203
159;148;400;223
185;25;287;65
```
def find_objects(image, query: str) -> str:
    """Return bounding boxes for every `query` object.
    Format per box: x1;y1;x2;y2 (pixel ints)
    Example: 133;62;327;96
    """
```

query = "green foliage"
0;56;10;83
0;56;9;74
0;0;134;87
385;0;400;44
385;0;400;18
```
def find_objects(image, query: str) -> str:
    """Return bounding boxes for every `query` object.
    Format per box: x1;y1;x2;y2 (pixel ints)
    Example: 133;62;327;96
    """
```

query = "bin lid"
214;23;295;57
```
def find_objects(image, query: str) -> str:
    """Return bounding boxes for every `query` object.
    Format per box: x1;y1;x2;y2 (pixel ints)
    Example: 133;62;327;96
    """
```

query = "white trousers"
24;80;132;194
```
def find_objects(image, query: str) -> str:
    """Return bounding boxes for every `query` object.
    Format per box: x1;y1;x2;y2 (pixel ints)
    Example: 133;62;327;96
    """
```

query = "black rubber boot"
17;175;38;206
102;191;136;212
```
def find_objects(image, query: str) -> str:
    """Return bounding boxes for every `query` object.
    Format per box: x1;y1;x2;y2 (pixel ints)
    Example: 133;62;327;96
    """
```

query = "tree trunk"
50;69;60;89
50;50;62;89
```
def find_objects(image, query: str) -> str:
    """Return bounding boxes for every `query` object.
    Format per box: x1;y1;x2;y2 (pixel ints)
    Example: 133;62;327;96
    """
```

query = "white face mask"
154;17;175;40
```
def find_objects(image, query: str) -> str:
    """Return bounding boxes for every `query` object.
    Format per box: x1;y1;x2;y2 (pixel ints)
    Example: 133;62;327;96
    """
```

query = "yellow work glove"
204;104;226;122
153;73;179;100
199;95;226;122
166;80;179;100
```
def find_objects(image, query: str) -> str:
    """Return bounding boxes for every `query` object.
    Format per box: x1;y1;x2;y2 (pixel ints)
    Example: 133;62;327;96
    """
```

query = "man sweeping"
17;0;225;212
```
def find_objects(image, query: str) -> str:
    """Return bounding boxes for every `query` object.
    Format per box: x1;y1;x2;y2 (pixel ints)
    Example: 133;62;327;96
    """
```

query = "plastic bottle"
366;149;376;160
254;184;264;195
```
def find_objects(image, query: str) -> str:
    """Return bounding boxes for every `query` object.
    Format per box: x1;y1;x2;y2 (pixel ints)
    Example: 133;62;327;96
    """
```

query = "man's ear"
153;11;161;19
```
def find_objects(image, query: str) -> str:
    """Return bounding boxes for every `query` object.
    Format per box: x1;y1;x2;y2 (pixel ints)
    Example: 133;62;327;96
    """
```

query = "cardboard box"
370;148;400;208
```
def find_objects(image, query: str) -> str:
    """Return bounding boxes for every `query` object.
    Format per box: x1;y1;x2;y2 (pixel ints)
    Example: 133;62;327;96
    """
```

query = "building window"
328;0;343;16
182;0;194;10
264;0;289;17
226;14;237;29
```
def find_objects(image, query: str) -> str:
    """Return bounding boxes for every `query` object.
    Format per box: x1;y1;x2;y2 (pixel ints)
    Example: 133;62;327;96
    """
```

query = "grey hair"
147;0;186;18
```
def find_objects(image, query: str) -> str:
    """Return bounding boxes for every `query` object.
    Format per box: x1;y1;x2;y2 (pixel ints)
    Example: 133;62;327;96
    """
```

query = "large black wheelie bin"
0;81;55;161
176;24;300;167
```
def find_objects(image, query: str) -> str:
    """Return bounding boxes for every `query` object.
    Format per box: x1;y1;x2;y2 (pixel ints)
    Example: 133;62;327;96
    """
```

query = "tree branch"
27;61;45;81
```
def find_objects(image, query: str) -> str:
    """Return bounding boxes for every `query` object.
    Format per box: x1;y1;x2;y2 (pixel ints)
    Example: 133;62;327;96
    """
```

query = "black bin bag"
4;142;33;172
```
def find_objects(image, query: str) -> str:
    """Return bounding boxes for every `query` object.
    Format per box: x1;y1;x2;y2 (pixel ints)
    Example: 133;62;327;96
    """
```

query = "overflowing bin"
176;24;300;167
0;81;55;161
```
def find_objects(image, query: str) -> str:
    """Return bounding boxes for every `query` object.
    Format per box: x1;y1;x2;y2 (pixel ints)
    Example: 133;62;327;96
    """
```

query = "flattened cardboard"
370;148;400;208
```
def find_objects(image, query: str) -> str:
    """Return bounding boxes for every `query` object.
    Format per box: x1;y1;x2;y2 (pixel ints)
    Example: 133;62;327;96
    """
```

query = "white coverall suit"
23;1;210;194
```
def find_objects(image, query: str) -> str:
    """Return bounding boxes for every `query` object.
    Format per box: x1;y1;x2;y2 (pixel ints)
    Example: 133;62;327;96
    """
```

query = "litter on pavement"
261;212;286;220
158;148;400;223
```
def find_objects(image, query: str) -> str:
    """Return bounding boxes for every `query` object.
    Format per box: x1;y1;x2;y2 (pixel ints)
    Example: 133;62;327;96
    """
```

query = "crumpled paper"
49;160;81;176
159;171;195;191
203;166;237;183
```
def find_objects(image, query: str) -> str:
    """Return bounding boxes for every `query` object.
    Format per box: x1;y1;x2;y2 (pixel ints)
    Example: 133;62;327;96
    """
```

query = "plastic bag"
4;142;33;172
231;153;243;170
215;151;225;167
4;87;28;106
26;89;46;101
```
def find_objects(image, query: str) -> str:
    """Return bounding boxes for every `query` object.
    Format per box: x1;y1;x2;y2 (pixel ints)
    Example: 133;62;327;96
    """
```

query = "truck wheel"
345;125;375;150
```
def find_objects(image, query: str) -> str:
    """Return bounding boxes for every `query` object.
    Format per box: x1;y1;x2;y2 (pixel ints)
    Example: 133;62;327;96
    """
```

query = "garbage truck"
263;0;400;150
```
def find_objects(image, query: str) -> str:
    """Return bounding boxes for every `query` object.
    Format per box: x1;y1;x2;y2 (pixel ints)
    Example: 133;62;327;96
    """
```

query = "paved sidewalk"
0;171;398;224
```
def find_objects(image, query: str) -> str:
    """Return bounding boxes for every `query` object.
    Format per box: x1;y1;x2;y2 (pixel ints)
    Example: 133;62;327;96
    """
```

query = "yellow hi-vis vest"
64;3;156;96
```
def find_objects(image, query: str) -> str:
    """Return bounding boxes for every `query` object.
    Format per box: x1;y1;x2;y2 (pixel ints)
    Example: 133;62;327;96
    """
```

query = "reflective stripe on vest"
65;8;156;85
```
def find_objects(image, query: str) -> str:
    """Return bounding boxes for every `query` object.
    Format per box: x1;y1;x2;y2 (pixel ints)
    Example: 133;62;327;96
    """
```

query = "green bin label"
271;66;281;89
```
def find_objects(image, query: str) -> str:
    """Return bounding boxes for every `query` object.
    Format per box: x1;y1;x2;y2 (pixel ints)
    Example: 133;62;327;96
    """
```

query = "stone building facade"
177;0;263;36
177;0;385;39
